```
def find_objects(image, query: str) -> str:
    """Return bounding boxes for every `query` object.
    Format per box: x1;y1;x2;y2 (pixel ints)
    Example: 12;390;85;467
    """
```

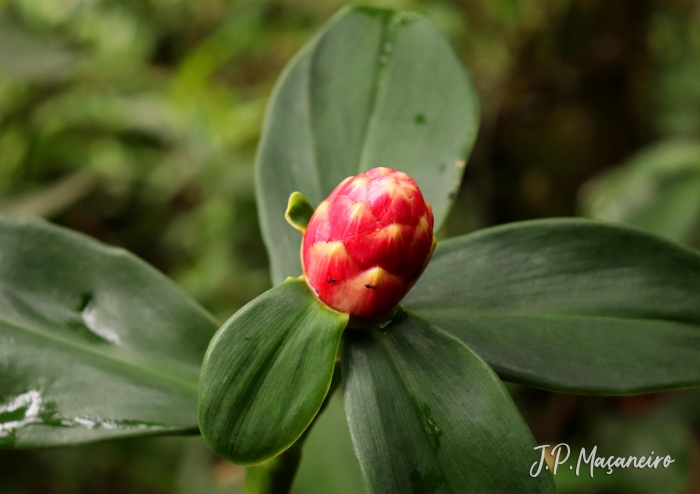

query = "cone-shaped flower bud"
302;167;436;320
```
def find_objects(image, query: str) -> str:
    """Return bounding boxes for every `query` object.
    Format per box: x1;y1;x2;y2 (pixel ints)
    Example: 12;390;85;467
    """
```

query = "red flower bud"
302;167;436;320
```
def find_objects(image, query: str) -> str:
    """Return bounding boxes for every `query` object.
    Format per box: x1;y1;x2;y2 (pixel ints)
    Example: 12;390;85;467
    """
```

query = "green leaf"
580;139;700;246
256;6;479;284
404;219;700;394
198;277;348;465
341;310;555;493
285;191;315;233
0;215;218;447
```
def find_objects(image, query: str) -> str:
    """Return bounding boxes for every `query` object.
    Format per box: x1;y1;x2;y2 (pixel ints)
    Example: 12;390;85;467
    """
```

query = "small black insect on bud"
327;278;336;283
365;284;377;290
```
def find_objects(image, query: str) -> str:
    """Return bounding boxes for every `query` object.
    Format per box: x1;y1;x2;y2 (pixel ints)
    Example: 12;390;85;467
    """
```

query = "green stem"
242;361;342;494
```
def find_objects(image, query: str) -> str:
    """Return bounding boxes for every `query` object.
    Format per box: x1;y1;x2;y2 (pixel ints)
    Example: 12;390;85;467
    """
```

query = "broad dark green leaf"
198;277;348;465
0;215;218;447
256;6;479;284
404;219;700;394
342;311;554;494
580;139;700;246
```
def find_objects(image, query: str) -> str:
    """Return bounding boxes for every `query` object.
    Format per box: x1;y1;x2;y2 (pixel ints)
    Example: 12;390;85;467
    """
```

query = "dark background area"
1;0;700;492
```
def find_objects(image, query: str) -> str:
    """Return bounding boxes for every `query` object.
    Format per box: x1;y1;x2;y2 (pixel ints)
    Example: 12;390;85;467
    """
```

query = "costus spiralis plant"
2;6;700;494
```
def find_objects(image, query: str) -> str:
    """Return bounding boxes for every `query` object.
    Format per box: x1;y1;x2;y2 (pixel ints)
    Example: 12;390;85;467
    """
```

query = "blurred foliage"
580;139;700;248
2;0;700;492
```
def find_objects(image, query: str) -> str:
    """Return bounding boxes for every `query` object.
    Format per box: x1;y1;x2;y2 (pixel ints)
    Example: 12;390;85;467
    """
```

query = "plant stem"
242;361;343;494
241;445;302;494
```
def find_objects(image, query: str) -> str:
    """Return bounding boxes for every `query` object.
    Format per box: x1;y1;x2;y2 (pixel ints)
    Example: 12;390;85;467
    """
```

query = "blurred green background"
1;0;699;492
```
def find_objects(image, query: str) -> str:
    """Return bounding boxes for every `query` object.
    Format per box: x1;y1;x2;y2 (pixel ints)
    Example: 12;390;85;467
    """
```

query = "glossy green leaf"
256;6;479;284
580;139;700;246
0;215;218;447
404;219;700;394
342;311;555;493
198;277;348;465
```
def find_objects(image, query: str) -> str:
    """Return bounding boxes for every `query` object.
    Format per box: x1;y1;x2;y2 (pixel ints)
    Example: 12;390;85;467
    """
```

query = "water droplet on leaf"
81;297;122;345
0;390;43;445
415;401;442;450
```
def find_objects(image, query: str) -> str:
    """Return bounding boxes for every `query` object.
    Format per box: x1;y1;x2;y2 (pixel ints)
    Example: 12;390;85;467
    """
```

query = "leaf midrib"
306;10;396;198
0;314;199;395
355;11;394;174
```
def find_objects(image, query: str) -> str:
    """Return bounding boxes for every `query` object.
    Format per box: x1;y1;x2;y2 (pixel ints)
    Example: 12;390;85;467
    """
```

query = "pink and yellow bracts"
301;167;436;320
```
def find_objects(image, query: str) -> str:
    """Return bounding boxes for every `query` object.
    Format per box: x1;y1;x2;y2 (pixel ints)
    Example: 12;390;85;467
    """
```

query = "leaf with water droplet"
0;215;218;447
